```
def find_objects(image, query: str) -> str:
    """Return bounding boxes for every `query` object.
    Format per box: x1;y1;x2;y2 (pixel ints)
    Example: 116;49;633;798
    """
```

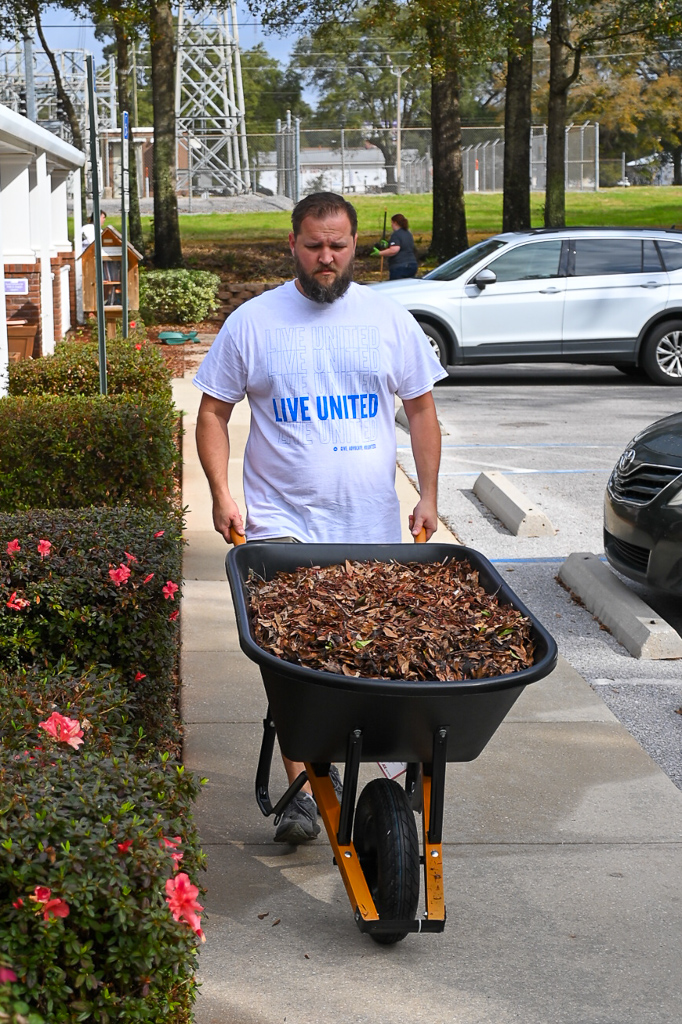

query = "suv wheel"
419;322;448;369
641;321;682;385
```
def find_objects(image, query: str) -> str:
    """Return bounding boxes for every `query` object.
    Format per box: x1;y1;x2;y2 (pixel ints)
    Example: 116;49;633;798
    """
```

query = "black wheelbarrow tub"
227;543;558;764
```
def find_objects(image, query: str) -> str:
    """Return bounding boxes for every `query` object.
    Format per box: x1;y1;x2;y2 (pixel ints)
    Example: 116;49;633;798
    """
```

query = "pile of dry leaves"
246;558;535;681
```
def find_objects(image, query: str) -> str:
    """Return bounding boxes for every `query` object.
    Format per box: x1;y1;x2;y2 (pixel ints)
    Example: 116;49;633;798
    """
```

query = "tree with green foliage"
241;43;310;132
500;0;535;231
290;22;430;190
542;0;682;227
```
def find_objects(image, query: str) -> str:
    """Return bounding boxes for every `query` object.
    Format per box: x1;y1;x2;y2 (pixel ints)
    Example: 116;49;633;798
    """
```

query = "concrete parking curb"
559;551;682;660
473;470;556;537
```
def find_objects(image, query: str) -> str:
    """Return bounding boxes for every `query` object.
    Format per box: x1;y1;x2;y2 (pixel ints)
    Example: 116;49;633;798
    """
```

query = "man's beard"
294;254;354;304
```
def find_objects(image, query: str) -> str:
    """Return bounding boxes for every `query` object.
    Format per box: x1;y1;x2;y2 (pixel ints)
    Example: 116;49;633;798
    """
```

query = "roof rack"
527;226;682;235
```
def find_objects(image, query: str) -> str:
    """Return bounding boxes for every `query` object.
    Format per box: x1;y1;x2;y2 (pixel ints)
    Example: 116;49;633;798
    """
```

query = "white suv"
370;227;682;385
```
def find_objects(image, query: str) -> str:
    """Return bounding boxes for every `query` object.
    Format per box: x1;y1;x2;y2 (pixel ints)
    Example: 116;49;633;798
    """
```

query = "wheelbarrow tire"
354;778;420;944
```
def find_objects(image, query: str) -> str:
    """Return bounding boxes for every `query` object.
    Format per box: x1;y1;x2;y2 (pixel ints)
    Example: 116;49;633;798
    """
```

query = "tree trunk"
502;0;533;232
545;0;580;228
33;6;87;221
114;24;145;256
149;0;182;267
427;20;467;262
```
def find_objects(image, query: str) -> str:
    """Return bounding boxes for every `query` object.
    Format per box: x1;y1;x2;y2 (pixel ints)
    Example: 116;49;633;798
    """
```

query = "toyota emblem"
618;448;636;472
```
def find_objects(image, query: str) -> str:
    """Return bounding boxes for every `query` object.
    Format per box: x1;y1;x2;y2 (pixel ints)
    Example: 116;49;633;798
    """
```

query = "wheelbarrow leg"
421;727;448;924
255;706;309;818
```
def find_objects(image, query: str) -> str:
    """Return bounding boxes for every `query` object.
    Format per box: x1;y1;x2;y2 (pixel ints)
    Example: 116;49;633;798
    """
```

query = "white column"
50;168;71;252
34;153;55;354
72;168;83;323
0;190;8;397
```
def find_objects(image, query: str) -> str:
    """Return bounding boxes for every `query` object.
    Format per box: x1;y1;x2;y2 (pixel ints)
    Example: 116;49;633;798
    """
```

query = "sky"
34;2;299;71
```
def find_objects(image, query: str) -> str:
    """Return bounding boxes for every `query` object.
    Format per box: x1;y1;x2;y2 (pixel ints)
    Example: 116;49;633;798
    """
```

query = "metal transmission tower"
175;2;250;196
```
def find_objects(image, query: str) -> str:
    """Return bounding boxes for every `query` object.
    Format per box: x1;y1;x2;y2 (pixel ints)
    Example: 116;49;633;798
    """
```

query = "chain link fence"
258;122;601;199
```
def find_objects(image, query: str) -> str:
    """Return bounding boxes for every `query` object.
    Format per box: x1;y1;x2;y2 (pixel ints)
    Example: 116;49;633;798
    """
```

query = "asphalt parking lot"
397;363;682;788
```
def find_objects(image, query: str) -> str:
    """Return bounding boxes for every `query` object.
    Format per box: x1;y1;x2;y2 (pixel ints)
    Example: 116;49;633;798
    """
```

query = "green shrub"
0;507;183;743
0;395;180;512
0;746;205;1023
8;334;172;402
139;269;220;324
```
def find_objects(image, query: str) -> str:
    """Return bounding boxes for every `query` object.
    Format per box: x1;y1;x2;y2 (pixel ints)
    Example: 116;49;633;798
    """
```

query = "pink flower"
124;551;137;563
39;712;84;750
6;539;20;557
162;581;179;601
154;531;165;538
30;887;51;904
143;573;154;584
134;671;146;682
169;609;179;622
42;898;70;921
135;343;142;350
130;321;137;329
117;840;133;854
37;539;51;559
12;898;23;908
109;563;131;586
0;967;17;983
6;592;31;611
165;873;205;941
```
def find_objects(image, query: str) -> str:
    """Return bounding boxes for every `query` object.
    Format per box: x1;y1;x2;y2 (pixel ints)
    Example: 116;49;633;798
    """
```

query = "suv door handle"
539;286;560;294
640;282;662;288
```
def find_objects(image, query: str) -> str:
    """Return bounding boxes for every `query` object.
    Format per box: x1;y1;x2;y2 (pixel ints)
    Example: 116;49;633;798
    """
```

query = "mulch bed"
246;558;535;681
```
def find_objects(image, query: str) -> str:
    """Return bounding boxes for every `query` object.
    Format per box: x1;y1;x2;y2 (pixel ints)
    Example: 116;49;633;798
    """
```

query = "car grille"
609;462;681;504
604;531;651;573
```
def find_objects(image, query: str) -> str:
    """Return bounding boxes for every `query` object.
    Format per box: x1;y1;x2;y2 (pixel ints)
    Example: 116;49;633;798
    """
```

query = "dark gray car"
604;412;682;592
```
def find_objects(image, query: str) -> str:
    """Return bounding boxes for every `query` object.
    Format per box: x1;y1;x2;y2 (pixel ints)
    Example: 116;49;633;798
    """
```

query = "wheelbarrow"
226;539;558;944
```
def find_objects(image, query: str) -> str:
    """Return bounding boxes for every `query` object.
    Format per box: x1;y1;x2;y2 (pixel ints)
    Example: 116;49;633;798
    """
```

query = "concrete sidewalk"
174;373;682;1024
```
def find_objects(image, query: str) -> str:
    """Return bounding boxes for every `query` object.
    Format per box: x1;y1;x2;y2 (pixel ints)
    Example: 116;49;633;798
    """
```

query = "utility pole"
388;59;408;194
22;22;37;121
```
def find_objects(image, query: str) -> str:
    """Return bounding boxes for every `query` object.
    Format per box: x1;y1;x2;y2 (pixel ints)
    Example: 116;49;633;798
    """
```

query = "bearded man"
194;191;446;843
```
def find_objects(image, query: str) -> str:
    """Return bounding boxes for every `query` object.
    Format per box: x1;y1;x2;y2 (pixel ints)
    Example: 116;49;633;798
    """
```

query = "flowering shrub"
0;508;183;744
0;663;140;758
7;335;172;402
139;269;220;324
0;394;180;512
0;746;205;1023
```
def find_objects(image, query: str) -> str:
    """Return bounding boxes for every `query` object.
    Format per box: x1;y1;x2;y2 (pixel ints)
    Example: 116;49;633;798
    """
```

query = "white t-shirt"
193;280;447;543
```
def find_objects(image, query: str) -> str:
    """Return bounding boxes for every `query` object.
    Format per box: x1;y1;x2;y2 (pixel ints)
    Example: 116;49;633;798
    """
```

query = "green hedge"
0;507;183;743
0;744;204;1023
139;269;220;324
0;395;180;512
8;336;173;403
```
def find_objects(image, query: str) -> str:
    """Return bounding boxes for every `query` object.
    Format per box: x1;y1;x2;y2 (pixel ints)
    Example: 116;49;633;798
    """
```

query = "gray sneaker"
329;764;344;803
274;792;321;844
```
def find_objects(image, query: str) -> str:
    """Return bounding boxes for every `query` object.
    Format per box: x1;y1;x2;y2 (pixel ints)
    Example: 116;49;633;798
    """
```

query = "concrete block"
559;552;682;660
474;470;556;537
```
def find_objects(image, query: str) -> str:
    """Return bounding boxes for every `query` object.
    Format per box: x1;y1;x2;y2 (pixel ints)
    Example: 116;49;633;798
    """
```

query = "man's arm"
402;391;441;540
195;393;244;542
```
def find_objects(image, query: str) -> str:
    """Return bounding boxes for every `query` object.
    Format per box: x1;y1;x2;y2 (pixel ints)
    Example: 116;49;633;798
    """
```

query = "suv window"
425;238;507;282
656;239;682;271
571;238;662;276
484;240;563;282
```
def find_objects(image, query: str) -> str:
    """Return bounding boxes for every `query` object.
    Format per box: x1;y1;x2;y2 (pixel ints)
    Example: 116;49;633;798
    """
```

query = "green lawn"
96;185;682;247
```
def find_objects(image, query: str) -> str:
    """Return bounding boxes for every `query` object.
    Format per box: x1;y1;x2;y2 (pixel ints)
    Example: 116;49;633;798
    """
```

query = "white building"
1;103;85;396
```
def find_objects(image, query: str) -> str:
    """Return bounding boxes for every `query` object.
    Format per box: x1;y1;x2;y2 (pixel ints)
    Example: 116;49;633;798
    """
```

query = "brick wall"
4;265;41;356
5;252;76;357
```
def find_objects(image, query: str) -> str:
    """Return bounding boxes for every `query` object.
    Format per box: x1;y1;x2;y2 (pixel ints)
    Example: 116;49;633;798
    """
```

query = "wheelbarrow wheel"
353;778;420;944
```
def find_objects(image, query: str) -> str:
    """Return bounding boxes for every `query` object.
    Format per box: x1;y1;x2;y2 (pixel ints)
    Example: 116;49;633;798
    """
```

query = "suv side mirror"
473;269;497;290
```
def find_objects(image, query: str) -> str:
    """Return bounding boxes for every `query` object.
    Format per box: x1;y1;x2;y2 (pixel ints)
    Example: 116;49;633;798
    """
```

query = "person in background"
81;210;106;252
382;213;419;280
